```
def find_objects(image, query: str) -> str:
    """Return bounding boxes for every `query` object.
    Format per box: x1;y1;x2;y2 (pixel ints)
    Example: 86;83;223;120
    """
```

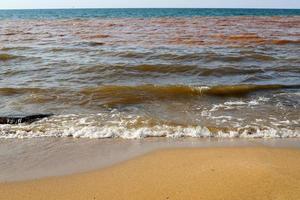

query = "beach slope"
1;147;300;200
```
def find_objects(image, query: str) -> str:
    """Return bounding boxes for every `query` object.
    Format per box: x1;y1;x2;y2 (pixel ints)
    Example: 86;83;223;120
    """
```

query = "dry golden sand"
1;147;300;200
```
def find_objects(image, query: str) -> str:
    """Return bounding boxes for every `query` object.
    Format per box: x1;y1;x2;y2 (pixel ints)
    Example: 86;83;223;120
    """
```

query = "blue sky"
0;0;299;9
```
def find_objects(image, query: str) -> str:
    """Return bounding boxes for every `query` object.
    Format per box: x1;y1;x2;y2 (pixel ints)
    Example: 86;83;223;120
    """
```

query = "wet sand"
1;147;300;200
2;138;300;182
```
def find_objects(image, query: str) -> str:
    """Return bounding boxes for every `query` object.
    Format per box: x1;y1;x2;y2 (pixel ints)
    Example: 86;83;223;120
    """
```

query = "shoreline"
1;138;300;182
1;146;300;200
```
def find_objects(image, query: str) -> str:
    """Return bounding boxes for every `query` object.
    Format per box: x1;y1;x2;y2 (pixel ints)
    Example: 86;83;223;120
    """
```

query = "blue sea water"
0;8;299;19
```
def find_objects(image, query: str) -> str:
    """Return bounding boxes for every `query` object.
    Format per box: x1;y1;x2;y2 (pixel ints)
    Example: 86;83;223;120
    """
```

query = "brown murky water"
0;16;300;138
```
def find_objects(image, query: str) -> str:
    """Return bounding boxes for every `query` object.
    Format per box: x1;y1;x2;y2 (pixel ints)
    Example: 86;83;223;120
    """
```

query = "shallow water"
0;10;300;139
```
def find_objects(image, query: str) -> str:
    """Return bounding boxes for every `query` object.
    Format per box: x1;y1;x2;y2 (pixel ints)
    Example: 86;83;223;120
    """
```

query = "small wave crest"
0;53;18;61
1;84;299;106
81;84;300;103
271;39;300;45
86;41;105;46
0;87;48;96
131;65;265;76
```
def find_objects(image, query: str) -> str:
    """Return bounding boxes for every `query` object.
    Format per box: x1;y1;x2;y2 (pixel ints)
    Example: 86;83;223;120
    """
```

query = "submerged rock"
0;114;53;124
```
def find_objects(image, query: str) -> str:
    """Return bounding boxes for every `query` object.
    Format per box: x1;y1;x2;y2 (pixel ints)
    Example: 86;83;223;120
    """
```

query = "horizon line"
0;7;300;10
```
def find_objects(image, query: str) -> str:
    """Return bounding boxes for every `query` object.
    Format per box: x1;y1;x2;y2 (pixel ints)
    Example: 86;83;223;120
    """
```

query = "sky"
0;0;300;9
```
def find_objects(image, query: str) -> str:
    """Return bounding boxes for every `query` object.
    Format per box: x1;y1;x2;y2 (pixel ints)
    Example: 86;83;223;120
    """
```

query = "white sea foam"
0;123;213;139
0;113;299;139
193;86;210;93
208;97;269;114
224;101;247;106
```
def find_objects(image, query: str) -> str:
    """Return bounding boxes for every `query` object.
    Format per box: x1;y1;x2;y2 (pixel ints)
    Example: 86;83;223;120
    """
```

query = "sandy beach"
1;147;300;200
0;6;300;200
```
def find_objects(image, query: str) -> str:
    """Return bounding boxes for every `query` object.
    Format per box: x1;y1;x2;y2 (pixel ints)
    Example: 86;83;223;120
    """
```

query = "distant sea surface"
0;9;300;139
0;8;300;19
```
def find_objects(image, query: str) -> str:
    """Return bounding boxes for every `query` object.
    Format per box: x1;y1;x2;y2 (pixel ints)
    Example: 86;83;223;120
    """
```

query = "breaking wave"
1;84;299;106
0;113;299;139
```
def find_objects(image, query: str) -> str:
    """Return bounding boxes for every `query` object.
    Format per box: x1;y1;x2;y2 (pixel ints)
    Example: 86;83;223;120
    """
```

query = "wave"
0;53;18;61
0;114;299;139
1;84;299;106
131;64;199;74
0;87;50;96
228;34;263;40
73;64;266;76
1;46;31;51
0;84;298;111
227;34;266;44
148;53;202;61
215;34;300;46
205;53;275;62
131;65;265;76
86;41;105;46
83;34;110;39
78;84;300;106
271;39;300;45
80;85;203;106
202;84;286;97
81;84;300;100
272;66;300;73
115;51;150;59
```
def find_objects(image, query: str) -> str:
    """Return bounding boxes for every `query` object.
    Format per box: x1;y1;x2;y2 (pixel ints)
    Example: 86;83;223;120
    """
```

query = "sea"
0;8;300;139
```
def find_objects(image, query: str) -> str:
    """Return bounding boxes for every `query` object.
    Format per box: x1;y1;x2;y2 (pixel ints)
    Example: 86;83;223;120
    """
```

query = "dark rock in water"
0;114;53;124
